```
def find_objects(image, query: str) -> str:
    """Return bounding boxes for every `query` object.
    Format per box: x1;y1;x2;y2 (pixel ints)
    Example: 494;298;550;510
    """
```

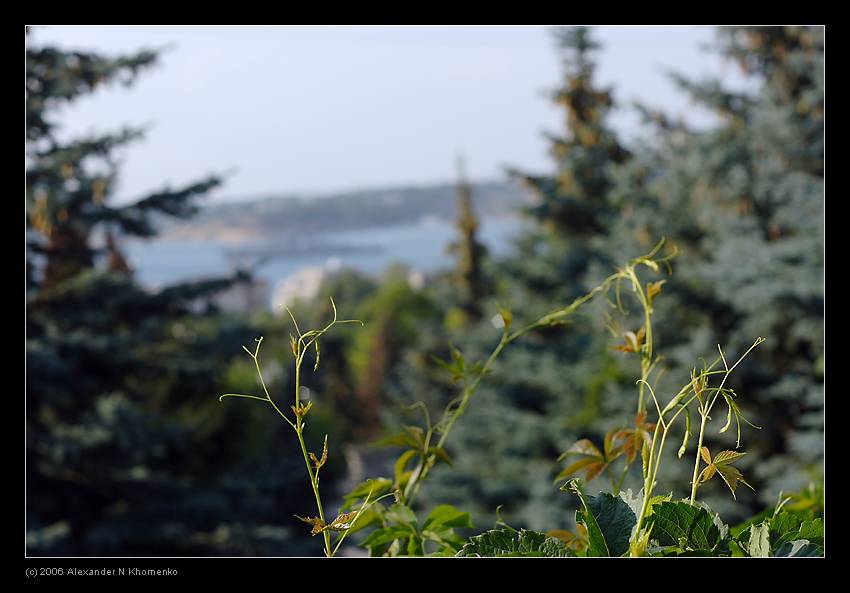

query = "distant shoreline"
153;180;529;244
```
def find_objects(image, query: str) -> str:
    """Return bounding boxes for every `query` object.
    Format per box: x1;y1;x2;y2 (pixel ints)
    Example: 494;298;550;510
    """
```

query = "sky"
30;25;751;205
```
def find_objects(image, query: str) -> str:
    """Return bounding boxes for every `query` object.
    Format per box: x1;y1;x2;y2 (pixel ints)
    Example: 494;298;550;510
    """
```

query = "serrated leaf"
455;528;575;557
715;464;754;500
646;501;724;552
562;480;609;556
770;512;824;549
699;463;717;483
585;491;637;557
562;480;635;557
698;449;753;499
713;450;747;465
618;489;644;519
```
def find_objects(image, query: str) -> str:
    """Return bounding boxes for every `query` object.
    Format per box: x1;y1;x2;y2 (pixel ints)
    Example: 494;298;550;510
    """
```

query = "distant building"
214;276;270;314
271;266;327;314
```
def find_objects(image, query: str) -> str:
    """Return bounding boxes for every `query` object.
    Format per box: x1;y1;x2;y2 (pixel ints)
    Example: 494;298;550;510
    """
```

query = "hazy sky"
31;25;750;204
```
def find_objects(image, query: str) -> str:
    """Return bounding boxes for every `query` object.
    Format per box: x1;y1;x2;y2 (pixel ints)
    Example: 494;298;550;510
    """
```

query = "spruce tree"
26;28;321;555
446;156;489;325
606;26;824;519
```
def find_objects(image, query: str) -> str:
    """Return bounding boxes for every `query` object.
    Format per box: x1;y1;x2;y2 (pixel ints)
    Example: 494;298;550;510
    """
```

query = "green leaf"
377;426;425;450
360;525;413;549
423;505;473;530
769;512;824;549
342;507;380;536
455;528;575;557
562;480;609;556
428;446;453;466
385;503;418;529
646;501;725;552
714;464;754;500
342;477;392;510
407;534;424;556
394;450;418;487
774;540;823;557
422;526;466;554
562;479;635;557
585;492;636;557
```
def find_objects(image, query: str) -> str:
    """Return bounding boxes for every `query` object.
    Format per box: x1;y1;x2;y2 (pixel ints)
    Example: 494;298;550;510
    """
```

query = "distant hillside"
157;180;529;242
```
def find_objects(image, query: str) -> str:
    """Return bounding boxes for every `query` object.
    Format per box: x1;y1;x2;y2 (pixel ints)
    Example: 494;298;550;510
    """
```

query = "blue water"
126;216;526;292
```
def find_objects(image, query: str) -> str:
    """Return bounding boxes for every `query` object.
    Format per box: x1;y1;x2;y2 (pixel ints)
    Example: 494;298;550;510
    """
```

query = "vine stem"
404;273;623;506
404;248;671;508
688;412;710;506
688;337;763;505
630;392;696;556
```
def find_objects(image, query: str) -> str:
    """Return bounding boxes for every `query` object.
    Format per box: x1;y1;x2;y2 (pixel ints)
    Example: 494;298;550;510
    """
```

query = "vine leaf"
614;326;646;354
646;501;726;553
341;477;393;510
768;512;824;549
612;412;655;465
698;448;754;500
296;511;357;536
455;528;575;557
422;505;472;531
562;479;635;557
646;280;665;308
309;434;328;471
555;437;621;483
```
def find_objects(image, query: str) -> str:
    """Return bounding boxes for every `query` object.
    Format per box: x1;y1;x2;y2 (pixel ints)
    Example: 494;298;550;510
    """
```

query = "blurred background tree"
603;25;824;519
25;28;349;555
445;156;491;327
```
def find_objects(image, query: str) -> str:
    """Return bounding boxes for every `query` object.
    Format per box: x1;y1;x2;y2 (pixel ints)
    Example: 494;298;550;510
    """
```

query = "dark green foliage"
355;503;472;557
733;509;824;557
25;30;328;555
645;501;726;553
563;479;635;557
456;528;574;557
